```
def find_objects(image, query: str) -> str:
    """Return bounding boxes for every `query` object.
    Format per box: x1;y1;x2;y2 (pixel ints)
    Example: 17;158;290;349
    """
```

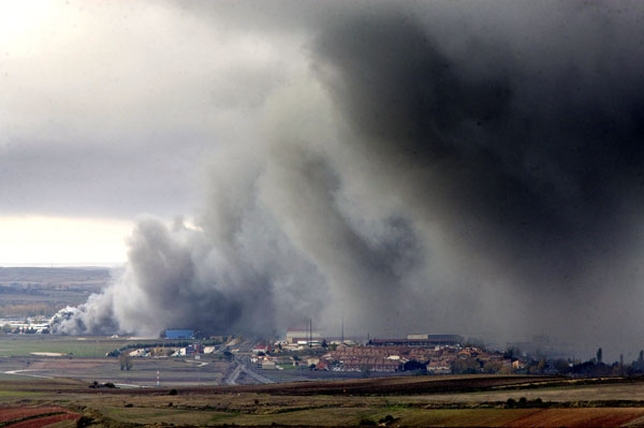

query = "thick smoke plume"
52;3;644;358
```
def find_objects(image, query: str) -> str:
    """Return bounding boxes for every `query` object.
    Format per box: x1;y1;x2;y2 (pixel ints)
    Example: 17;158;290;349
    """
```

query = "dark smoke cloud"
53;1;644;359
308;6;644;351
314;8;644;268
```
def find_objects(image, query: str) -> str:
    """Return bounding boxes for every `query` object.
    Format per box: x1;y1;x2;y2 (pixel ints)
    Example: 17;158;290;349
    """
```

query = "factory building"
164;329;195;340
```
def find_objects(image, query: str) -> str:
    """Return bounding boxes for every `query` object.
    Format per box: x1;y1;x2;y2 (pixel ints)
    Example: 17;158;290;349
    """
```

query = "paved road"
3;369;53;379
225;363;243;385
238;361;276;384
225;361;276;385
224;337;276;385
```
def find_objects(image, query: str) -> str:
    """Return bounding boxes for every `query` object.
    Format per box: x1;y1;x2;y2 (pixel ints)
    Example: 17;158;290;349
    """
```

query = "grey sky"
1;0;301;219
1;0;309;262
4;1;642;219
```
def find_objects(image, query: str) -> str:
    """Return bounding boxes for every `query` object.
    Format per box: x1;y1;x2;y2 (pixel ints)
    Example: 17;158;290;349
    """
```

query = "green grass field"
0;336;159;357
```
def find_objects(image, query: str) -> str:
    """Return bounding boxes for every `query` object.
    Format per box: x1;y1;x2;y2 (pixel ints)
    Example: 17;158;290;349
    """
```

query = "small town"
250;331;631;378
94;328;639;380
0;311;639;380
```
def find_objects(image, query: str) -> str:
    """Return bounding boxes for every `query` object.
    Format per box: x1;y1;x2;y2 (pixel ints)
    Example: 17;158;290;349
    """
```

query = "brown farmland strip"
0;407;70;423
503;408;644;427
5;412;80;428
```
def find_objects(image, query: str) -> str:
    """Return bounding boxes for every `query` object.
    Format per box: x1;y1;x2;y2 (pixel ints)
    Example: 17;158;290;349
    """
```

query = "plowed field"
0;406;80;427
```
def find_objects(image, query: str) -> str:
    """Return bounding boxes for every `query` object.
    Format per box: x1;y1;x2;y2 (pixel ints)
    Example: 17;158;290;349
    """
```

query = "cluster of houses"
323;342;521;374
250;332;526;374
119;335;525;376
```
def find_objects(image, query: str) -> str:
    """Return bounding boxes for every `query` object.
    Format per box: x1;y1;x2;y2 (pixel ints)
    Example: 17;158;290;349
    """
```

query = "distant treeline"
0;284;46;295
0;267;112;283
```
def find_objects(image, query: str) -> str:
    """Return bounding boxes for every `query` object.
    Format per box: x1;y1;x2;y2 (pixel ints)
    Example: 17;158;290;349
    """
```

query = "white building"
286;328;323;344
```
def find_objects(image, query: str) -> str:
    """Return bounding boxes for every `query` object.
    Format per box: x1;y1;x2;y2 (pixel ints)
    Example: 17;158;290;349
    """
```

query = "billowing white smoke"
49;74;447;339
51;79;341;337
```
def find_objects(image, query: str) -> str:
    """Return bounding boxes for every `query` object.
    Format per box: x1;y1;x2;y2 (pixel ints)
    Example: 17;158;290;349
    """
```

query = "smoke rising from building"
51;2;644;357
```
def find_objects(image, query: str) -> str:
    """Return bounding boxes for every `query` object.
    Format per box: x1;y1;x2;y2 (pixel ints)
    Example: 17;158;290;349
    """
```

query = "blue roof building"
164;329;195;340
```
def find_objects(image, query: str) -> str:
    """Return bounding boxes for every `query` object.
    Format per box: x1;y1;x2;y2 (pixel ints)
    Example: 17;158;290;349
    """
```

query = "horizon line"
0;262;126;268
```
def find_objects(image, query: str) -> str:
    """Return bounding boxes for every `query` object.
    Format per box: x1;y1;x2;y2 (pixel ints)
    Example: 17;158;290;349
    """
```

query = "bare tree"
119;353;133;371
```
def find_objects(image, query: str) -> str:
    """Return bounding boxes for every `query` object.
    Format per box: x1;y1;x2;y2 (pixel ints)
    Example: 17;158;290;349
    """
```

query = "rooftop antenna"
309;317;312;348
341;315;345;345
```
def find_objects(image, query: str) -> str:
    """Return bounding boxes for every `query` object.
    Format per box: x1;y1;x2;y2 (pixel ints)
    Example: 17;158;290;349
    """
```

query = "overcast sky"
0;0;311;264
3;1;641;268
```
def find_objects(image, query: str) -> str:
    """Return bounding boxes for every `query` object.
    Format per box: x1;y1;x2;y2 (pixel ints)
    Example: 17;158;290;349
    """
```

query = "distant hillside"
0;267;117;319
0;267;112;285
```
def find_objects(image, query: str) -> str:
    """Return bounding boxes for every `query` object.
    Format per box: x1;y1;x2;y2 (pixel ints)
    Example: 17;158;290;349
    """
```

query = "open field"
0;353;232;388
3;372;644;426
0;335;137;358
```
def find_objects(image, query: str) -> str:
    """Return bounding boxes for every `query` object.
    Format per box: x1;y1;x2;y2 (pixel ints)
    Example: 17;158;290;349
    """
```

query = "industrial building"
164;329;195;340
370;334;463;347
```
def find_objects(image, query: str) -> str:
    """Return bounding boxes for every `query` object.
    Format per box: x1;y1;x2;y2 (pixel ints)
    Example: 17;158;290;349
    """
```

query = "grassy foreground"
4;375;644;427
